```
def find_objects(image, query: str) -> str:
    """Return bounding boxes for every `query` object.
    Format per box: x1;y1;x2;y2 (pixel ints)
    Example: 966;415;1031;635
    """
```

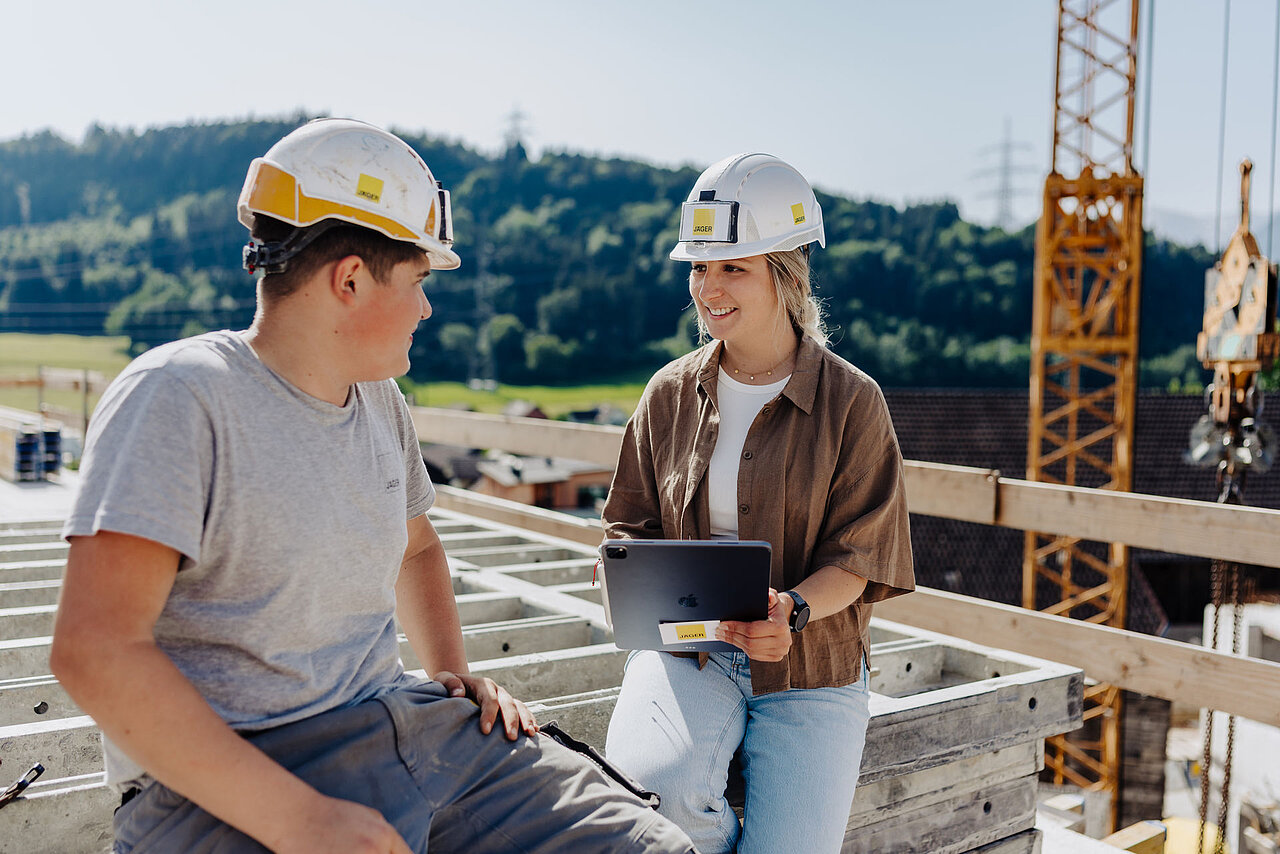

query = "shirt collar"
695;335;822;416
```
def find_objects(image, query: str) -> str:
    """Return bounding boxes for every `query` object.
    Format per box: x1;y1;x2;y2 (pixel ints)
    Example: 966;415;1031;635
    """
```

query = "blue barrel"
16;430;39;481
42;429;62;476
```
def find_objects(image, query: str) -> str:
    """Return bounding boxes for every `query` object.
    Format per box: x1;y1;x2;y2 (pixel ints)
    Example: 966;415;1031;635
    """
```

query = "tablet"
598;539;771;652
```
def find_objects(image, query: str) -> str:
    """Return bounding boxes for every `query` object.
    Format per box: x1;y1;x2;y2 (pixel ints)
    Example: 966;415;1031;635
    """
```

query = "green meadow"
0;333;647;420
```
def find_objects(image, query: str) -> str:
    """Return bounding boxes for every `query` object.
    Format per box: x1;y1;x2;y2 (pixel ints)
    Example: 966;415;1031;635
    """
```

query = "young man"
51;119;695;854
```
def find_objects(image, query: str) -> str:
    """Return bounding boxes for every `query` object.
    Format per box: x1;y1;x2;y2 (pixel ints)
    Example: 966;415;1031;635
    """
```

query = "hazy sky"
5;1;1280;232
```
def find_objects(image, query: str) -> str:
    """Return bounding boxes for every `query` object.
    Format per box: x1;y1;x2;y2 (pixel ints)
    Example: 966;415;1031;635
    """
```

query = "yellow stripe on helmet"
245;161;420;242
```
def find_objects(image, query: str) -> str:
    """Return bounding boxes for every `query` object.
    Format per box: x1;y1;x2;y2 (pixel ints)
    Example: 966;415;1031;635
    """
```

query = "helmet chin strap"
243;220;345;275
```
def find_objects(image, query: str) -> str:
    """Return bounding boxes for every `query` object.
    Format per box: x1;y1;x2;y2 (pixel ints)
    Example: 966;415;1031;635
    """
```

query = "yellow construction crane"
1025;0;1143;828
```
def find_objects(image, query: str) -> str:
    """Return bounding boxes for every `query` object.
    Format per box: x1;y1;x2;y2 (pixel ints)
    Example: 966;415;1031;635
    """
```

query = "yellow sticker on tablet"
692;207;716;236
356;173;384;203
791;203;806;225
677;624;708;641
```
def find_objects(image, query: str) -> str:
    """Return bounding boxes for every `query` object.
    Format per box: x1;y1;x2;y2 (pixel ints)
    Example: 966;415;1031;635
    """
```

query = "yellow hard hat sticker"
356;173;385;204
791;203;806;225
692;207;716;236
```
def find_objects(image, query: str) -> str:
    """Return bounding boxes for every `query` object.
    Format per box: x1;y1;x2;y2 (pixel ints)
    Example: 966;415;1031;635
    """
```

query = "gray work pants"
112;681;697;853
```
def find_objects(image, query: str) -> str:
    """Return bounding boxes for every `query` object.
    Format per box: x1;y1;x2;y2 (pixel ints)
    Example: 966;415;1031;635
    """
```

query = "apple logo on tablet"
678;595;698;608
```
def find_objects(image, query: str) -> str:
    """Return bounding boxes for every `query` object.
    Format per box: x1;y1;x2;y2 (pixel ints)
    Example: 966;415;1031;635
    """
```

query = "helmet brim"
669;230;825;263
418;237;461;271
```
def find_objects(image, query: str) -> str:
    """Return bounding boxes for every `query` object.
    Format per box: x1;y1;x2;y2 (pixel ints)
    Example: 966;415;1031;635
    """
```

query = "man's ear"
330;254;366;303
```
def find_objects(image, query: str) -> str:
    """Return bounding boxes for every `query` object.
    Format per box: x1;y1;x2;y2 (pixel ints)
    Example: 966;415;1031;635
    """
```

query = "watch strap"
783;590;810;633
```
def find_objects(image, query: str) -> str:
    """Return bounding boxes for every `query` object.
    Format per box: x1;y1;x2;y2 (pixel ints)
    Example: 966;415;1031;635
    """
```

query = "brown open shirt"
602;335;915;695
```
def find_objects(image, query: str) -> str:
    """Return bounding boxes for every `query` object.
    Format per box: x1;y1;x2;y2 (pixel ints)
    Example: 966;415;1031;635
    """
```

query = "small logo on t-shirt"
385;478;400;492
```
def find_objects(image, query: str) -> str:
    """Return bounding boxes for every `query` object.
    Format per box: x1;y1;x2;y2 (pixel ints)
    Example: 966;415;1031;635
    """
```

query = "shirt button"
742;450;753;460
738;504;749;514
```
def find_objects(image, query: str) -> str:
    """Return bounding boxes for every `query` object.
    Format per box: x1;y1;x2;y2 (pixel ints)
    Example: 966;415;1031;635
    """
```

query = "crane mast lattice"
1025;0;1143;826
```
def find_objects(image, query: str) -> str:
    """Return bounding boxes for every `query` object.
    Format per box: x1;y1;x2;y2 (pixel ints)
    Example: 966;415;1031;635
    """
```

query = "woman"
602;152;916;854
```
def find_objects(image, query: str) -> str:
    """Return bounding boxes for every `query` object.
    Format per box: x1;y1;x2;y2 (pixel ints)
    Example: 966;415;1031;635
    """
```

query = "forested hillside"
0;116;1216;388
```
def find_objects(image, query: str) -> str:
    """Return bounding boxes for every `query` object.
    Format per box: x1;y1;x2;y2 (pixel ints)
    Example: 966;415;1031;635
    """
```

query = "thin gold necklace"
724;351;793;382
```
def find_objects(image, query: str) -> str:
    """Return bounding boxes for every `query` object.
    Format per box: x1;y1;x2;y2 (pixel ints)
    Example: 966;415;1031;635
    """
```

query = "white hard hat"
237;118;460;272
670;152;825;262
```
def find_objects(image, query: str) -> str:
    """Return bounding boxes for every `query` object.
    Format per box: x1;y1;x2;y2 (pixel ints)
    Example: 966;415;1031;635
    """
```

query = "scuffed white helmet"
238;118;460;272
670;152;825;262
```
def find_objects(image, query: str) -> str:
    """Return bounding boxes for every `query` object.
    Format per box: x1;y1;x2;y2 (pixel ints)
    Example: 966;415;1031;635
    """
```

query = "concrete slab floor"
0;470;79;526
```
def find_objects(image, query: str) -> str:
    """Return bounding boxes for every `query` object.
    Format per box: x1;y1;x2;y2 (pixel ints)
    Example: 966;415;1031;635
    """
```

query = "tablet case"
599;539;772;652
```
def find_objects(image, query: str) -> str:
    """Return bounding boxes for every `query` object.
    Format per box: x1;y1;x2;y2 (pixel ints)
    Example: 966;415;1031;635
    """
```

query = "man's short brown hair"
251;216;427;301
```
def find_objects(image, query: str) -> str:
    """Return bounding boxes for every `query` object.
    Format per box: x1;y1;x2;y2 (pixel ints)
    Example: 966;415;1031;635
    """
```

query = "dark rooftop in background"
883;389;1280;636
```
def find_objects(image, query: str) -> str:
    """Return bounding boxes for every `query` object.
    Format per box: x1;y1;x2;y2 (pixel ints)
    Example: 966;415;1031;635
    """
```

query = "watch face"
792;607;809;632
788;592;810;632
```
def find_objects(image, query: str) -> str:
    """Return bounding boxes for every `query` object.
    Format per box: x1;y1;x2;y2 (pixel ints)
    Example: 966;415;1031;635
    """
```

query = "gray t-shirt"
64;330;434;786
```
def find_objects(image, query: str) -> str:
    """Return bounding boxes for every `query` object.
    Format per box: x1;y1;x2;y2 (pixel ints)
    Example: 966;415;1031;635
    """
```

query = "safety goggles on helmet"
434;182;454;246
678;195;739;244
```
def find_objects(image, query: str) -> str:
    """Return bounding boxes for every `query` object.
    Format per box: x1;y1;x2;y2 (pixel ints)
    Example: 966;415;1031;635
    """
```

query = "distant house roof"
475;453;612;488
502;400;547;419
881;389;1280;636
566;404;630;426
419;442;483;485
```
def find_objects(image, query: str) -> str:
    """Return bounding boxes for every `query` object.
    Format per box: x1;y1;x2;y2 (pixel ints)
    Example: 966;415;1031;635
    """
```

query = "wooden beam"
901;461;1000;525
412;407;623;468
994;477;1280;569
874;587;1280;727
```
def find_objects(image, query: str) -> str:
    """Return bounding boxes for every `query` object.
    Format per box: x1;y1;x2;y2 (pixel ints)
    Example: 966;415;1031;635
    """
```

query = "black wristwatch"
782;590;810;633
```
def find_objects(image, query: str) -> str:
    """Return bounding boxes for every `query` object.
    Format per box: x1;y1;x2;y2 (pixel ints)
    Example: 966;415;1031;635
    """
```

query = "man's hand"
716;588;793;662
274;795;412;854
434;671;538;740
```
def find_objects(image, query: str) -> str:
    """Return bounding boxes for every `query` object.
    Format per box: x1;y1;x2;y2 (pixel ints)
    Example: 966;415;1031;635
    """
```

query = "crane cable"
1268;0;1280;258
1140;0;1155;176
1213;0;1232;253
1200;8;1237;853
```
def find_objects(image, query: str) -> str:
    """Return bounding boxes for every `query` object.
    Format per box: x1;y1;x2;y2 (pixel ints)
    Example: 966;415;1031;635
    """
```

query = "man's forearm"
395;545;469;676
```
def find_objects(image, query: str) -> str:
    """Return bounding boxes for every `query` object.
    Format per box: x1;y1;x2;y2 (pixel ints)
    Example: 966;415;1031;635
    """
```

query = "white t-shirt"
708;369;791;537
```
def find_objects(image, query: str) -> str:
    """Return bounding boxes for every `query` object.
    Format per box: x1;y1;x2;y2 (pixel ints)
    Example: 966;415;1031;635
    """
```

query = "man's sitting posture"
51;118;695;854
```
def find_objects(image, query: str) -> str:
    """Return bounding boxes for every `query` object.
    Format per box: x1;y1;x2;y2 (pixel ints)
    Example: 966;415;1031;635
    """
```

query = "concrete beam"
0;772;116;854
401;616;593;669
450;644;626;699
0;714;98;782
0;559;65;583
0;580;61;609
0;604;57;641
436;531;531;549
0;542;68;565
0;518;64;532
0;675;79;724
0;529;64;547
445;544;588;568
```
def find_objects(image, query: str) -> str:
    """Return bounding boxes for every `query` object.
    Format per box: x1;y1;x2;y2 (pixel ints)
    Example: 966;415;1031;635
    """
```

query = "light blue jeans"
605;650;871;854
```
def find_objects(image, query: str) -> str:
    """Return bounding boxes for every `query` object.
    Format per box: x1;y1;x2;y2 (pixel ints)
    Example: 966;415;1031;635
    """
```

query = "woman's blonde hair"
693;248;827;346
764;247;827;346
